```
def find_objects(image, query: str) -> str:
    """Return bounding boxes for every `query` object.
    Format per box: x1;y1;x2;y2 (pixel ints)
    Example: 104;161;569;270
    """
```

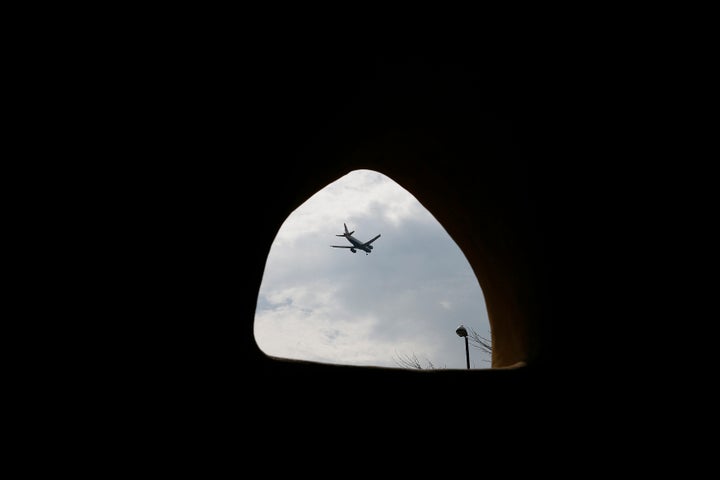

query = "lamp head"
456;324;468;337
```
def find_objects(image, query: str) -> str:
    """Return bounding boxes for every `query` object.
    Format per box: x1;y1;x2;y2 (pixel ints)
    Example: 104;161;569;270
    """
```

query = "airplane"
330;223;381;255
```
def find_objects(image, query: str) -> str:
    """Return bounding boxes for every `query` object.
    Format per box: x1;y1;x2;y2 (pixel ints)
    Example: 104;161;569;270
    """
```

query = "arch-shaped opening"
254;169;492;369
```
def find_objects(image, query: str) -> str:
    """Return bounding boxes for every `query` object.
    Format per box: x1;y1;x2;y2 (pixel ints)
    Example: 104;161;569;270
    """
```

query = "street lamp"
456;324;470;369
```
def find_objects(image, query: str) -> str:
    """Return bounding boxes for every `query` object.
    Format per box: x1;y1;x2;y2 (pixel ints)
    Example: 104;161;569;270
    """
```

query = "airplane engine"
351;248;356;253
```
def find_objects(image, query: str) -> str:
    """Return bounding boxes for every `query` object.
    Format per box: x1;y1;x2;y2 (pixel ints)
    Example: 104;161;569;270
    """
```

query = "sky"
254;169;492;369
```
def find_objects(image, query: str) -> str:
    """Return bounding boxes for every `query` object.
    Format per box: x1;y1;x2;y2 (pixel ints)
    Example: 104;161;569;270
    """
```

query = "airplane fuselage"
344;234;374;253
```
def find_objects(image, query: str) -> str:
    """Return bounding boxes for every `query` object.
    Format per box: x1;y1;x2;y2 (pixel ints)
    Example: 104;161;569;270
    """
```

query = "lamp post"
456;324;470;369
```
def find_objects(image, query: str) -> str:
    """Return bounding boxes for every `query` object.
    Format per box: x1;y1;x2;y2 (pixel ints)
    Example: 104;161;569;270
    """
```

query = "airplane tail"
336;223;354;236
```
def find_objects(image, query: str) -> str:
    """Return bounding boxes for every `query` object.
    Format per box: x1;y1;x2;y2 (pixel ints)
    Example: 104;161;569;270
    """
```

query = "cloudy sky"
254;169;491;369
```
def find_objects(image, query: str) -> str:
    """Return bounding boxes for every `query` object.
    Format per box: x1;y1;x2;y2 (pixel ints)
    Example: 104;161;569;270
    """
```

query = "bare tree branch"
392;352;443;370
468;328;492;355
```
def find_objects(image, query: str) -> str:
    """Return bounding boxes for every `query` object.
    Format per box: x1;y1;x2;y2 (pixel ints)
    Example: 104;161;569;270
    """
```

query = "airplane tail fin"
337;223;354;236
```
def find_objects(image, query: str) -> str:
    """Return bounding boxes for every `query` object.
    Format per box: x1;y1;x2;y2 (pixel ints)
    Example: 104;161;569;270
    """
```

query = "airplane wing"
330;245;355;248
363;234;381;246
